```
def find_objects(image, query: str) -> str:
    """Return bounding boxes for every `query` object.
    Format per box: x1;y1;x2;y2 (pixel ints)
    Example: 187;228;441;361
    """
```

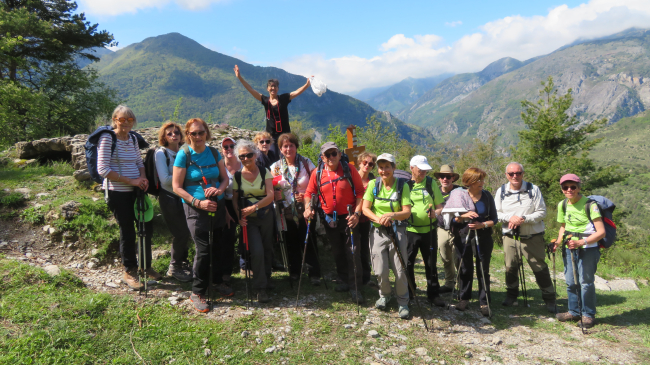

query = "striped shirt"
97;133;144;192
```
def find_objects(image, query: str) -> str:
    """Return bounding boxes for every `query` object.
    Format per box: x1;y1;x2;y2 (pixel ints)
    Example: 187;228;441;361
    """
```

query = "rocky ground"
0;216;646;365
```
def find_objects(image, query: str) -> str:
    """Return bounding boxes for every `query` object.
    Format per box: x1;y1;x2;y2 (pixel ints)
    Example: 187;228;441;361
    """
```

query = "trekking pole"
239;202;252;310
347;205;360;315
295;195;319;309
276;205;292;289
387;222;429;331
136;189;148;298
549;239;558;314
448;230;470;311
427;204;436;307
514;227;528;307
208;198;216;311
472;230;492;318
565;234;586;334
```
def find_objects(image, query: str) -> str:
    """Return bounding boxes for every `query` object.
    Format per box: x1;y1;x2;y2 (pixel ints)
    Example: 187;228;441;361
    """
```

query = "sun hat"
320;141;338;155
377;153;396;164
410;155;432;170
134;194;154;222
433;165;460;182
559;173;581;184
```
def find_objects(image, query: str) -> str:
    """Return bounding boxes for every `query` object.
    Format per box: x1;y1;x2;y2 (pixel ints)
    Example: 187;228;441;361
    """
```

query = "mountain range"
90;33;433;146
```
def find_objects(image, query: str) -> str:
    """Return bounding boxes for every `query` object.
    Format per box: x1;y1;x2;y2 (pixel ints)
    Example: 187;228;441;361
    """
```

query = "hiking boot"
545;300;557;313
456;300;469;311
350;290;366;304
123;268;143;290
375;296;390;311
335;283;350;292
556;312;581;322
398;305;410;319
429;296;446;307
577;316;596;329
190;293;210;313
145;267;162;281
439;285;453;294
310;277;321;286
257;290;270;303
502;296;517;307
215;283;234;297
167;264;192;282
480;305;491;317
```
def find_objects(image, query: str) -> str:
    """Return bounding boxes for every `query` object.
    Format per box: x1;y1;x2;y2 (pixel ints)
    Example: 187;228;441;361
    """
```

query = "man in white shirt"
495;162;556;312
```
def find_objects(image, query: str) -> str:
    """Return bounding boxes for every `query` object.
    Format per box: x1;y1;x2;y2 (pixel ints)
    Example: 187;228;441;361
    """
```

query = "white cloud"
445;21;462;27
78;0;228;16
279;0;650;93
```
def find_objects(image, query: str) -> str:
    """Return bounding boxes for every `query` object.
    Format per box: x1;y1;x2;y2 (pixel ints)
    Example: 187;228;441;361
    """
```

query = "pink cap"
559;173;581;184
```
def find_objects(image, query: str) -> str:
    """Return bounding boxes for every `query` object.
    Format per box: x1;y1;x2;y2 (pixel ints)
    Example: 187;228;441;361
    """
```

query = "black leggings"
454;230;493;305
106;190;153;270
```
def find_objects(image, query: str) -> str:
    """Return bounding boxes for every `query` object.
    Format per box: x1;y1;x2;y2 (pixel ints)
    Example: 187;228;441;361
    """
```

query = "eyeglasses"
361;161;375;167
507;172;523;177
438;175;453;180
562;185;578;191
114;117;135;123
189;130;206;137
324;150;338;158
239;152;255;160
166;130;180;137
259;140;272;145
222;144;235;150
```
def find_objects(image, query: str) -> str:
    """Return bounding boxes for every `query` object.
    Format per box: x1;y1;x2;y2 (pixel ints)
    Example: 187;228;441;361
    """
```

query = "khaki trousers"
503;234;555;301
437;227;456;288
370;225;409;306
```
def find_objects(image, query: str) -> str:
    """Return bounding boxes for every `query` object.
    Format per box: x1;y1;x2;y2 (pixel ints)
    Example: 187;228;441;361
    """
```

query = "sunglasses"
222;144;235;150
114;117;135;123
438;175;453;180
259;140;272;145
189;130;206;137
239;152;255;160
507;172;523;177
324;150;338;158
361;161;375;167
166;130;180;137
562;185;578;191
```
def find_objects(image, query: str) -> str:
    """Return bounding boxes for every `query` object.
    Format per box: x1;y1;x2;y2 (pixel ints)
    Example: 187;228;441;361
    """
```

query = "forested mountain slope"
364;74;453;114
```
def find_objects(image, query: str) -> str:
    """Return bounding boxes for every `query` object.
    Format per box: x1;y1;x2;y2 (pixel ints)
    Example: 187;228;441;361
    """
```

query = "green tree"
357;115;417;170
0;0;118;145
516;76;623;203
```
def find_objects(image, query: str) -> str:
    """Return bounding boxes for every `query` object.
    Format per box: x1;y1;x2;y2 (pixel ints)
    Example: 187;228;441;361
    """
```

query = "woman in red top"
304;142;365;303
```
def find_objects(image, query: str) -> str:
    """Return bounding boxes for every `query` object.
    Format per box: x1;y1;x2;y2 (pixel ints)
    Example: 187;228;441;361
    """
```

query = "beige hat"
377;153;396;164
434;164;459;182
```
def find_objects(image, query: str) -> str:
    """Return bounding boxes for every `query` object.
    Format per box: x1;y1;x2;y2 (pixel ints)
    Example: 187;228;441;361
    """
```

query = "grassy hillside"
91;33;431;145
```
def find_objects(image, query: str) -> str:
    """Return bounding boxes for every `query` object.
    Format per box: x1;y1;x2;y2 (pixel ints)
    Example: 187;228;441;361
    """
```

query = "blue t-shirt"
174;146;224;202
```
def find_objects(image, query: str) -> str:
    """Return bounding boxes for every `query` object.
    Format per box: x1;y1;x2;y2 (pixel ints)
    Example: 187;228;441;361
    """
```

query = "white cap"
377;153;396;164
410;155;432;170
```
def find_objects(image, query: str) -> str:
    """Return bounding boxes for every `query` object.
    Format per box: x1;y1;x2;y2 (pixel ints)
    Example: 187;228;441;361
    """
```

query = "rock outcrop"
14;124;258;181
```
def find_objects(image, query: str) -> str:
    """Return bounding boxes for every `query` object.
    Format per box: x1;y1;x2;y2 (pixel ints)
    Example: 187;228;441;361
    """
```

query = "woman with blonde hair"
155;121;192;282
173;118;230;313
253;131;279;169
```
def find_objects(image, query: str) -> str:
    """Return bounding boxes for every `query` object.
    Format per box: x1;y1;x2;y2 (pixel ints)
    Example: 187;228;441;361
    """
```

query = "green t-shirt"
406;178;444;233
233;168;271;217
557;196;601;244
363;178;411;228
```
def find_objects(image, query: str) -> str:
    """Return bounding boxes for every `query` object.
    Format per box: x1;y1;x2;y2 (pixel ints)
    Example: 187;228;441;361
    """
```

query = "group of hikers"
91;68;607;330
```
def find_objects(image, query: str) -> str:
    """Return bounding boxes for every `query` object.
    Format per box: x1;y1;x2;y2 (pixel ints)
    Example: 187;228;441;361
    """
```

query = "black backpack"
181;145;222;189
314;154;356;209
84;126;149;184
143;147;171;197
499;182;533;202
407;176;435;226
372;176;409;213
234;168;268;208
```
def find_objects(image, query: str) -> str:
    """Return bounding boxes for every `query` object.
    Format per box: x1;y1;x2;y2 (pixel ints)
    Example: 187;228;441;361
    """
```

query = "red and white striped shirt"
97;133;144;192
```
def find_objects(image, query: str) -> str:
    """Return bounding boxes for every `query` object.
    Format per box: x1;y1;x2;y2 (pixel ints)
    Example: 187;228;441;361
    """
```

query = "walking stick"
208;198;216;311
135;189;147;297
387;222;429;331
514;227;528;307
448;230;470;310
347;205;360;315
276;203;292;288
472;230;492;317
295;195;319;309
427;204;437;306
564;234;586;334
239;199;252;310
549;239;558;314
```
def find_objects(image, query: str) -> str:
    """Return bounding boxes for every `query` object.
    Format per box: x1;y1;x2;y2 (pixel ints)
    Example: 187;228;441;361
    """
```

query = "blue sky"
79;0;650;93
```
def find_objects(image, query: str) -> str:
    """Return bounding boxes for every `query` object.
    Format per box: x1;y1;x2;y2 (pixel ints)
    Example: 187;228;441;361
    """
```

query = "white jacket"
495;181;546;236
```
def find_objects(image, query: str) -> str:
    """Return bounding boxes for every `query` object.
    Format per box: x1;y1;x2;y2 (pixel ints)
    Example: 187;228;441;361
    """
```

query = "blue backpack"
84;126;149;184
562;195;617;248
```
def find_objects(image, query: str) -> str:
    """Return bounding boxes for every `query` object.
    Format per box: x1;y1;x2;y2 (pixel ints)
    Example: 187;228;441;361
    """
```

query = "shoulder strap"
373;177;382;197
235;171;243;204
259;167;267;189
208;146;220;165
526;182;533;199
585;199;594;224
500;184;506;201
341;161;356;196
425;176;434;198
301;157;311;177
407;180;414;190
182;145;191;169
562;198;568;220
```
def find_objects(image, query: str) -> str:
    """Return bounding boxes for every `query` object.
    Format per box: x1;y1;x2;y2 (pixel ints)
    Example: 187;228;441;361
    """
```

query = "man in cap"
495;162;555;312
305;142;365;303
433;165;461;293
406;156;446;306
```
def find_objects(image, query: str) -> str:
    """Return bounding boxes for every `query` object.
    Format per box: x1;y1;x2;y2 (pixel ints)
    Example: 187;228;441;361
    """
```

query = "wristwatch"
521;215;526;222
255;204;259;212
354;211;361;217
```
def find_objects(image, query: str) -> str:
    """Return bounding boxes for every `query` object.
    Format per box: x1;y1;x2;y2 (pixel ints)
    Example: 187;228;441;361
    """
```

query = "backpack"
500;182;533;201
407;176;434;227
181;145;222;189
372;176;409;213
143;147;170;197
314;154;356;209
562;195;617;248
84;126;149;184
234;168;268;203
